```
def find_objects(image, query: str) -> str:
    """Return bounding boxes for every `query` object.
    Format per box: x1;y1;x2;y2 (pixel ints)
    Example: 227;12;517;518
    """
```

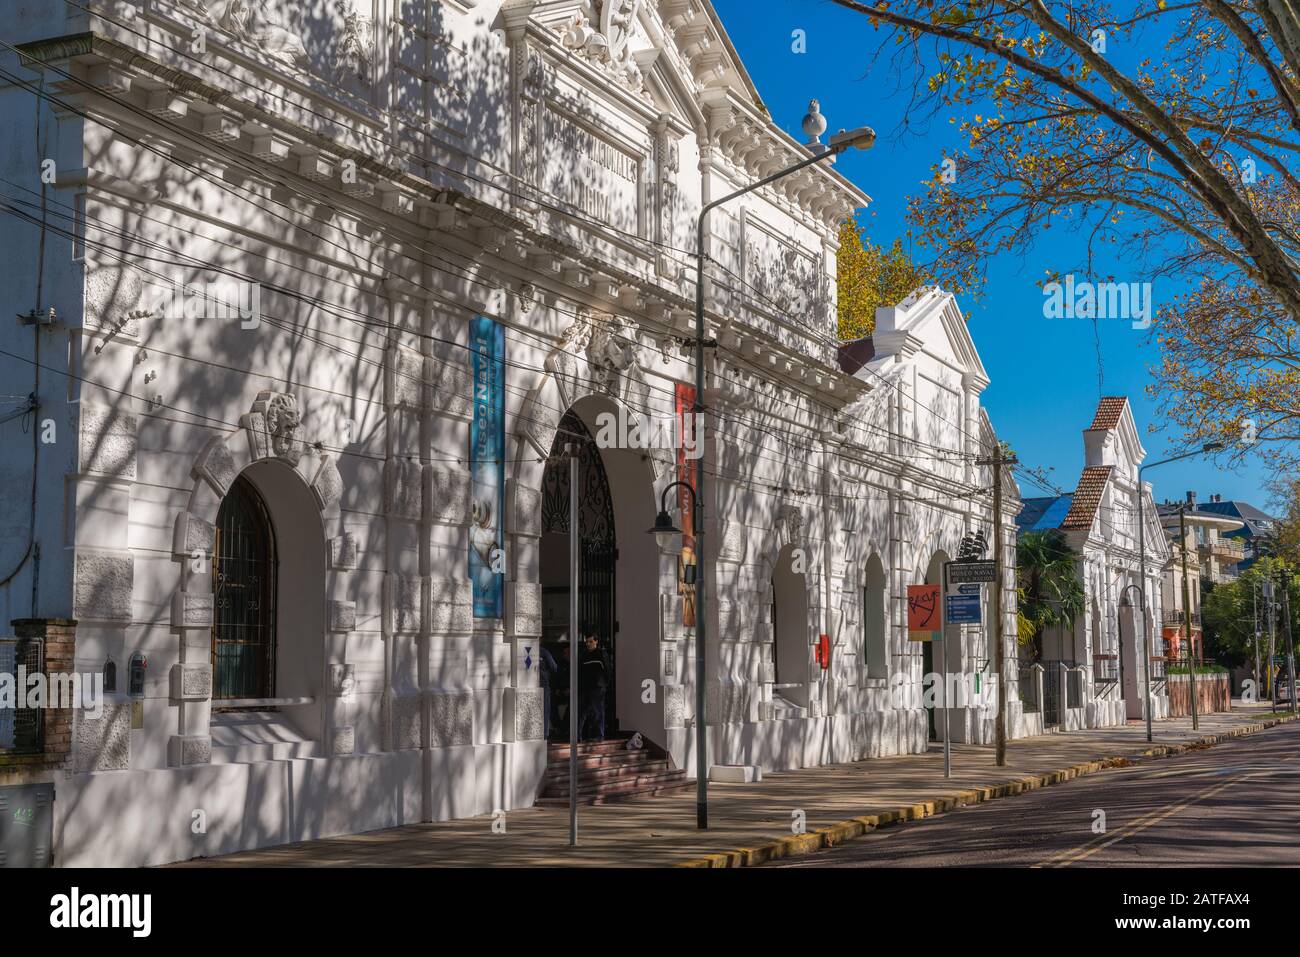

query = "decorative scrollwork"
542;411;615;544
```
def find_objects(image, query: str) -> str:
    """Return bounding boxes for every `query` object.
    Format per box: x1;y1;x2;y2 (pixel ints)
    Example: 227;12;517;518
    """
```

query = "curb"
676;714;1299;868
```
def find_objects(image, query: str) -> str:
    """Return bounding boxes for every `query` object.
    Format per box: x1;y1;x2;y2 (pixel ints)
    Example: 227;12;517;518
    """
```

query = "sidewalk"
174;704;1297;868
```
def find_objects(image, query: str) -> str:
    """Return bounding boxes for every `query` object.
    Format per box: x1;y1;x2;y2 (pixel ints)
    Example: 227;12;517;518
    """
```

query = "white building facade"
1017;397;1171;731
0;0;1020;866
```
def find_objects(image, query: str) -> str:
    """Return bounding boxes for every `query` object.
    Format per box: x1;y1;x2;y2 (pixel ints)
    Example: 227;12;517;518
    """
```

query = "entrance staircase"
536;735;691;806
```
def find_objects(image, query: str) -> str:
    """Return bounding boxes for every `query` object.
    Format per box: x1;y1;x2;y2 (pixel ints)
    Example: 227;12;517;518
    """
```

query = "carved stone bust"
243;390;304;466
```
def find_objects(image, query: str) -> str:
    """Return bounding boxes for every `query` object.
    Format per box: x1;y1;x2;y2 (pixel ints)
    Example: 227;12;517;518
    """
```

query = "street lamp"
1135;441;1223;742
648;490;686;552
675;105;874;830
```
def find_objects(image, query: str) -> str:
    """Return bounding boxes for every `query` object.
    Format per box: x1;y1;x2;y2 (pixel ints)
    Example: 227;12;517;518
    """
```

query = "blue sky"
713;0;1273;510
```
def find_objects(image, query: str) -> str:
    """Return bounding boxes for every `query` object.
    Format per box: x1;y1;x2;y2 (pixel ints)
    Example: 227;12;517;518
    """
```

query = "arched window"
863;554;888;678
212;475;278;701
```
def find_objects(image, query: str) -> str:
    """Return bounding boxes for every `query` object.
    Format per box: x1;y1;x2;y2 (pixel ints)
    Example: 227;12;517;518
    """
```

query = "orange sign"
676;383;696;628
907;584;941;641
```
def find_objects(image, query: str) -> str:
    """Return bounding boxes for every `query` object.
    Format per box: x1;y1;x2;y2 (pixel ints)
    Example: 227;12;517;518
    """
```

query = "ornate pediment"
554;3;651;98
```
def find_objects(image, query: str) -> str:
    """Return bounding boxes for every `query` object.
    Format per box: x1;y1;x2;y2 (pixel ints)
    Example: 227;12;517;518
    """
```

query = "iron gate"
1041;661;1062;726
212;475;278;700
542;411;619;734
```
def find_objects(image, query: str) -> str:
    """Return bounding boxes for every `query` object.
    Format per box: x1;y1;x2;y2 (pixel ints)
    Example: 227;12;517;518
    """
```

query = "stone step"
546;738;637;759
543;758;672;789
536;769;691;805
542;750;662;774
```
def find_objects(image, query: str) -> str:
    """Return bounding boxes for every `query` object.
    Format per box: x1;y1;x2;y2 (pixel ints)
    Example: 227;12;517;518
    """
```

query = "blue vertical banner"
470;316;505;618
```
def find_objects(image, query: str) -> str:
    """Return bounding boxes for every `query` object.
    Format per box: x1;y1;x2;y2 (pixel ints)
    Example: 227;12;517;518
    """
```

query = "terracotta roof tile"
1089;396;1128;431
1060;465;1114;530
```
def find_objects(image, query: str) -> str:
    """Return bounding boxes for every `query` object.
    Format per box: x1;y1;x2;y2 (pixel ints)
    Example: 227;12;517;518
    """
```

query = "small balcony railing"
1163;611;1200;627
1200;540;1245;561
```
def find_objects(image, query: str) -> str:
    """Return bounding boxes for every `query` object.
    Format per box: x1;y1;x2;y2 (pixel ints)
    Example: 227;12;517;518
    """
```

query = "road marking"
1039;749;1300;867
1036;773;1255;868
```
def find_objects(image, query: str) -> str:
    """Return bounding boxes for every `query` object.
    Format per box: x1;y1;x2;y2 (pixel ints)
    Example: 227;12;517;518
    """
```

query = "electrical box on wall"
0;783;54;867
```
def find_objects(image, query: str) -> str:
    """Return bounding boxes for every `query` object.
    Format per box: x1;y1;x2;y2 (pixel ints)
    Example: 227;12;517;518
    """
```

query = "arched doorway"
772;542;810;710
212;474;278;701
922;550;954;741
540;409;618;739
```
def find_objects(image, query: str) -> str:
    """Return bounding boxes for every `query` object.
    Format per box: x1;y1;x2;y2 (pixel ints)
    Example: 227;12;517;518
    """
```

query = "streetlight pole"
1178;505;1199;731
683;117;874;829
1135;442;1222;742
1253;581;1261;702
1265;577;1278;707
976;446;1016;766
1280;568;1297;714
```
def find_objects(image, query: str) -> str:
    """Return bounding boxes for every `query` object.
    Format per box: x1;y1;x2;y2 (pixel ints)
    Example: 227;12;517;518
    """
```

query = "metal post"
1267;579;1277;707
693;207;709;831
977;448;1015;765
1179;507;1198;730
1137;478;1154;742
1282;570;1297;714
689;131;871;828
941;565;951;778
1253;583;1261;703
567;444;579;846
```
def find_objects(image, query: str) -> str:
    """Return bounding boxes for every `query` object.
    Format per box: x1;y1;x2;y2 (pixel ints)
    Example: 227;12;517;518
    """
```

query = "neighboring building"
0;0;1020;866
1016;397;1171;730
1195;495;1278;572
1156;496;1245;662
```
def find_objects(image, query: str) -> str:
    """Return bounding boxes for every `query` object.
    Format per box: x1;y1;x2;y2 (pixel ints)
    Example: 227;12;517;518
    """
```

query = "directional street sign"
945;590;982;624
944;563;984;625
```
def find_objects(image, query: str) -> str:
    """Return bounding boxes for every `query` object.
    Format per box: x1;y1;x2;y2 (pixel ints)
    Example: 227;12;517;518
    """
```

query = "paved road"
768;720;1300;867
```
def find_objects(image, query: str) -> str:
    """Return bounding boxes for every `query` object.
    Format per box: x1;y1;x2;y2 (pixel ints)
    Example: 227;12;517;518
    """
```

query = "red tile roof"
1060;466;1114;530
1089;396;1128;431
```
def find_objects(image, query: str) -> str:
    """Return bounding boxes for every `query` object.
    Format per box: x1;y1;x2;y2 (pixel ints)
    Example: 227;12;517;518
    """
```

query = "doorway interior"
539;410;618;740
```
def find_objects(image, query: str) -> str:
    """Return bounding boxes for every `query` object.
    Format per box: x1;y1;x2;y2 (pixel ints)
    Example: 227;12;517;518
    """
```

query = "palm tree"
1016;529;1086;661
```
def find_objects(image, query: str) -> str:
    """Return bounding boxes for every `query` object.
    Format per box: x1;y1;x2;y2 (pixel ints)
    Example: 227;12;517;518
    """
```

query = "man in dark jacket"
577;631;610;741
538;644;558;740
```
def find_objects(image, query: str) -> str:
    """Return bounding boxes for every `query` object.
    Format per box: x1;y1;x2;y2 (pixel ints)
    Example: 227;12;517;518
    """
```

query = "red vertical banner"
676;383;697;628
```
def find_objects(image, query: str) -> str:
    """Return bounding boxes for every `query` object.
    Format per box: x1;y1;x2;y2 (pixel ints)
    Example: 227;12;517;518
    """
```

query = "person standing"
538;643;558;740
577;630;610;741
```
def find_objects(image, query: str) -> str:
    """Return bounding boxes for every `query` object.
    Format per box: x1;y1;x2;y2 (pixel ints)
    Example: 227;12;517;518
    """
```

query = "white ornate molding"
556;4;651;98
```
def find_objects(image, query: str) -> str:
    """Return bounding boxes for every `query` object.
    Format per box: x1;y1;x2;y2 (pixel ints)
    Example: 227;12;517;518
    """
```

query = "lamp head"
829;126;876;152
648;509;681;551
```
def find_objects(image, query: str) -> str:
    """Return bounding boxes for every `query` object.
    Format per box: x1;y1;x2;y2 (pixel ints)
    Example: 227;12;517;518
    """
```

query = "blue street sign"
946;593;982;624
